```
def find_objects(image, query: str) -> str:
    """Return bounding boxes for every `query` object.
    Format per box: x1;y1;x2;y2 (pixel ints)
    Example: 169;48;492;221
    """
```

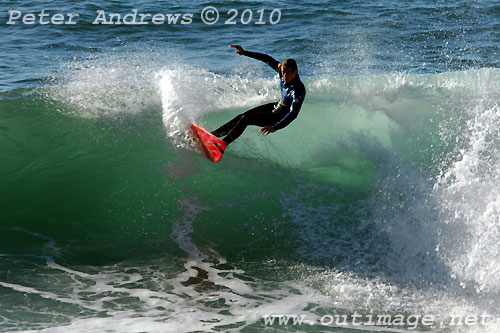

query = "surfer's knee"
238;113;247;123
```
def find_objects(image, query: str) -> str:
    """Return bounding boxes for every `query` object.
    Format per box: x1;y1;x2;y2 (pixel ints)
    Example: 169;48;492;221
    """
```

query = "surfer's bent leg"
212;102;277;142
219;102;281;144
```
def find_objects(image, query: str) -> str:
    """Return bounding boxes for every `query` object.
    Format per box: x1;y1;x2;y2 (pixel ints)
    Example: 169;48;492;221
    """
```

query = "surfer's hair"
279;58;298;71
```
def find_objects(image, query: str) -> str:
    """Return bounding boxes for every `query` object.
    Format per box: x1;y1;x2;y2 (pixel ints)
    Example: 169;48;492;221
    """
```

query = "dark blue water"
1;1;500;332
2;0;499;92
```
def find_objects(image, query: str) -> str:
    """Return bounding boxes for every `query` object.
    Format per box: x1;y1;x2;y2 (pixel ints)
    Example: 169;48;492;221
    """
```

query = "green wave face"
2;68;498;259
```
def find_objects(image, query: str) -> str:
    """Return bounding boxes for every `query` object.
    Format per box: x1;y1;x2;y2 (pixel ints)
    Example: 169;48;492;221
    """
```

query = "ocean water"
1;1;500;332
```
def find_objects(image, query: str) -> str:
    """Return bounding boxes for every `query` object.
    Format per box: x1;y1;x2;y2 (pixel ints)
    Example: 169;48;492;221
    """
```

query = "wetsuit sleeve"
244;51;280;73
273;88;306;130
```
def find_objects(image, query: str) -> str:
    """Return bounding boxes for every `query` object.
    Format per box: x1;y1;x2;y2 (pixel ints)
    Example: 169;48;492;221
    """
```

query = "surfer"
212;45;306;144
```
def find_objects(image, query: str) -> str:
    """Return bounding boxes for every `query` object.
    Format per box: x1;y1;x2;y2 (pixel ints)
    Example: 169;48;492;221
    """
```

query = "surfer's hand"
230;45;246;55
260;126;276;136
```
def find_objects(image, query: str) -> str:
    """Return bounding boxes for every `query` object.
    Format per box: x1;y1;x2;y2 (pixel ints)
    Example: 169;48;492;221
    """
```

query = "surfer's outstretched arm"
230;45;280;73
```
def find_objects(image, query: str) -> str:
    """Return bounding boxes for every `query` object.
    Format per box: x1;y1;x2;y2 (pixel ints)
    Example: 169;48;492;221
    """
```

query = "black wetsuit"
212;51;306;144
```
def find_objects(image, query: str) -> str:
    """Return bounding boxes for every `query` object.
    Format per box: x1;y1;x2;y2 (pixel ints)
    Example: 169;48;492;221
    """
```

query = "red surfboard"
190;124;226;162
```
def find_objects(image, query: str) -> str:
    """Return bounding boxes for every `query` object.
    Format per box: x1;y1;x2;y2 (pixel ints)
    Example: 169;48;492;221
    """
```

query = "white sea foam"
44;51;165;118
157;65;277;148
